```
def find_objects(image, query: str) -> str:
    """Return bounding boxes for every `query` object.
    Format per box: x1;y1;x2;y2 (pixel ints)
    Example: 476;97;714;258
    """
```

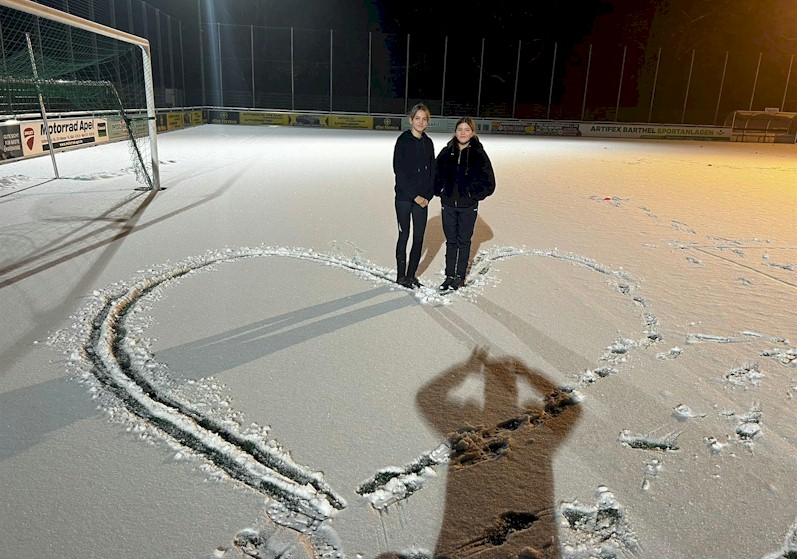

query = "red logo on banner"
23;127;35;150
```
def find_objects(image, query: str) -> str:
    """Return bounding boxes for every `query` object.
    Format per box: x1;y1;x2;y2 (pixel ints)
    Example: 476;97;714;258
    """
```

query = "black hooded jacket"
434;135;496;208
393;130;435;202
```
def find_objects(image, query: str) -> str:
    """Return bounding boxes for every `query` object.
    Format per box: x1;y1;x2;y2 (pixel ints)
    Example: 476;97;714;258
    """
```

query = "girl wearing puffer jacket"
433;116;496;291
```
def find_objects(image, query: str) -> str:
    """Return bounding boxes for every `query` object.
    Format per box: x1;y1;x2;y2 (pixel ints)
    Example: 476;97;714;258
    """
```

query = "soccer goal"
0;0;160;189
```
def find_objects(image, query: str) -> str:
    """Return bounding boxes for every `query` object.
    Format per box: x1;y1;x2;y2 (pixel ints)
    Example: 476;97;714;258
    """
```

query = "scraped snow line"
69;243;658;557
86;249;353;520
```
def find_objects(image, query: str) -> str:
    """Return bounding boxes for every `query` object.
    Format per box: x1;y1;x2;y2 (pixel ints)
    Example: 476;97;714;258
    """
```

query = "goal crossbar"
0;0;160;188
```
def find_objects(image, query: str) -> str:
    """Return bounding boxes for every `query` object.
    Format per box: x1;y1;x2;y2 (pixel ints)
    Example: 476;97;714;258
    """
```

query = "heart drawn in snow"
62;245;655;558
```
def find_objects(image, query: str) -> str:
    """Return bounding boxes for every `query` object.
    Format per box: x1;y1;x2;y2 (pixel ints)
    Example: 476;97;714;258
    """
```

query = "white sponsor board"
20;118;109;156
579;123;730;141
403;117;492;134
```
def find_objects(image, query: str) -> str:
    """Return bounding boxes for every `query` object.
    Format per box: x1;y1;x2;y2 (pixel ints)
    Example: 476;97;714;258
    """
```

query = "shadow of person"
416;214;494;278
412;347;581;559
416;213;444;277
468;215;494;270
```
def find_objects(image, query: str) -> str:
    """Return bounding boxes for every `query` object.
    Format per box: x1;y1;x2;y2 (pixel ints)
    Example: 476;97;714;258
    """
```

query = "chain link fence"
199;24;796;126
13;2;797;125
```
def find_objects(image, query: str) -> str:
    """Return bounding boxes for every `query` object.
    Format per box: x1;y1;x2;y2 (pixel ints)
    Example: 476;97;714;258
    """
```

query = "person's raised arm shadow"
414;347;581;559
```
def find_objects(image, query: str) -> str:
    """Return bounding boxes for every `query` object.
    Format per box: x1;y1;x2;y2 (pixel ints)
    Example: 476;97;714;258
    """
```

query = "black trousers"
395;199;428;279
441;204;478;278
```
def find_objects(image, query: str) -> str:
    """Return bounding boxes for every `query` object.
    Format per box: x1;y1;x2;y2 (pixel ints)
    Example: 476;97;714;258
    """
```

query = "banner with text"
580;123;730;141
491;120;582;136
20;118;109;156
209;110;241;125
372;116;402;131
1;123;24;162
240;112;292;126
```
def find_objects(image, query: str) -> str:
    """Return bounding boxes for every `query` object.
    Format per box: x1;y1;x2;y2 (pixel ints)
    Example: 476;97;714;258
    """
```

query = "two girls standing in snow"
433;116;496;291
392;110;495;291
392;103;435;288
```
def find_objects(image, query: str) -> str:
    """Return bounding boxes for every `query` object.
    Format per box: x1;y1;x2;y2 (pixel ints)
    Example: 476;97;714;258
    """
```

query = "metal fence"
11;2;797;125
200;24;797;126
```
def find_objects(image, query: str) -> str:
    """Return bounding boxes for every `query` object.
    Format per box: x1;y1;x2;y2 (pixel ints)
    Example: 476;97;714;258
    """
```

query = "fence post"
167;15;176;105
476;37;485;117
547;42;557;119
197;0;205;106
782;54;794;112
217;22;222;106
714;51;728;125
330;29;333;112
615;45;626;121
367;31;371;115
179;20;185;106
581;43;592;120
648;47;661;122
290;27;294;111
512;39;521;118
155;8;164;94
749;52;762;110
404;33;410;115
441;36;448;116
250;25;255;107
681;49;695;123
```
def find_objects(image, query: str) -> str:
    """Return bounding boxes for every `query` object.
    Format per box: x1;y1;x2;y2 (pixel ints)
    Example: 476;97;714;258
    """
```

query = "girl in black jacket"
392;103;435;288
434;116;496;291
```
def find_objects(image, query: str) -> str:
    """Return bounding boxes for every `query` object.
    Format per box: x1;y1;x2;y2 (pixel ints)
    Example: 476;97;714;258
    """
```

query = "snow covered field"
1;125;795;559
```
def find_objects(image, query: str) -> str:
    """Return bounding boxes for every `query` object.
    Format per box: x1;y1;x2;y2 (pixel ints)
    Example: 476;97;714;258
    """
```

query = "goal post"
0;0;160;189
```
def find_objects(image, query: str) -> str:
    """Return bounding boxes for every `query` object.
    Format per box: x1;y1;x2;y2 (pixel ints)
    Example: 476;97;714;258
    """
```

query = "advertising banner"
533;121;582;136
166;113;184;130
491;121;533;135
156;113;168;132
209;110;241;125
20;118;108;156
421;118;460;133
491;120;582;136
411;118;492;134
372;116;402;131
240;112;292;126
106;117;147;141
0;123;24;162
189;111;204;126
290;114;328;127
580;123;730;141
328;115;373;129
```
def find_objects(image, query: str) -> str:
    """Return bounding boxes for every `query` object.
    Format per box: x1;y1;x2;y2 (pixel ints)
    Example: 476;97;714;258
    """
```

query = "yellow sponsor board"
182;111;204;126
167;113;184;130
240;112;293;126
328;115;373;129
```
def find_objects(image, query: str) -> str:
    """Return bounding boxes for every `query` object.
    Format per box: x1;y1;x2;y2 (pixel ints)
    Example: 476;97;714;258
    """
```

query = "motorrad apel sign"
20;118;109;156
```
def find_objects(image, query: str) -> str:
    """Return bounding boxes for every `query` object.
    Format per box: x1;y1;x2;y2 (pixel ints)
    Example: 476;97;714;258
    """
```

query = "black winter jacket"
393;130;435;202
434;136;496;208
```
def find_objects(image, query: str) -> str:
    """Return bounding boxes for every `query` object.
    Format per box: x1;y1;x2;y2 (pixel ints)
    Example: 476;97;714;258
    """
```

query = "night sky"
133;1;797;117
146;0;797;55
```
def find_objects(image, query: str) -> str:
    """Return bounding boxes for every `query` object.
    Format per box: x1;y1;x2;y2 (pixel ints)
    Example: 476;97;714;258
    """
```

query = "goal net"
0;0;159;188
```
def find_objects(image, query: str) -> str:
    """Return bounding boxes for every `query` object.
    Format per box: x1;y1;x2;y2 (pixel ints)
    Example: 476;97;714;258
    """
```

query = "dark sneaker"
439;276;455;291
396;276;412;287
409;277;422;288
449;276;464;290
